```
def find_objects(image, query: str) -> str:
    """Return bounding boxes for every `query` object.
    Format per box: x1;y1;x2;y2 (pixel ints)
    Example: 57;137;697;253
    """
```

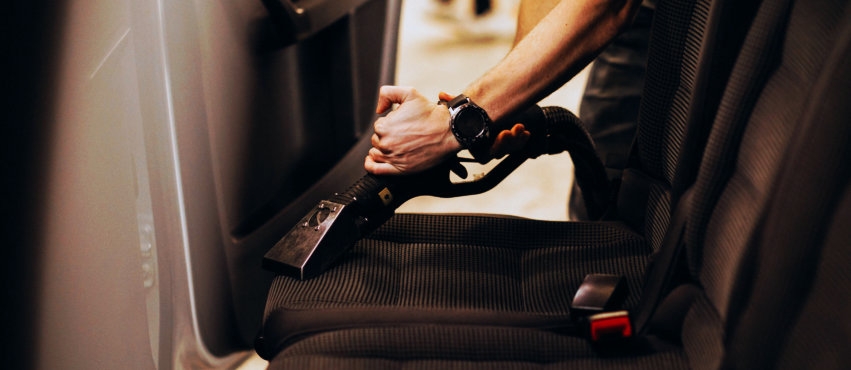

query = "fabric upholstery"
635;0;711;186
259;0;747;364
261;0;728;336
265;215;648;316
268;326;689;370
674;1;851;368
256;0;851;369
723;7;851;367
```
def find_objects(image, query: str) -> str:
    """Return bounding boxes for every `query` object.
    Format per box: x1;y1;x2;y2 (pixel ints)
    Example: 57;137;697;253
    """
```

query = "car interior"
4;0;850;368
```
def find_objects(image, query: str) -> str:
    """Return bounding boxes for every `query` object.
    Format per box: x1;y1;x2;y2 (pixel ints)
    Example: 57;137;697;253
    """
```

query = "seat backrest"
671;0;851;368
769;190;851;369
724;7;851;367
616;0;758;252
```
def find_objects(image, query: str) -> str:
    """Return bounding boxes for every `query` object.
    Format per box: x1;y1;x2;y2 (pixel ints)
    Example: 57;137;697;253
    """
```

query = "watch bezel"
448;97;492;150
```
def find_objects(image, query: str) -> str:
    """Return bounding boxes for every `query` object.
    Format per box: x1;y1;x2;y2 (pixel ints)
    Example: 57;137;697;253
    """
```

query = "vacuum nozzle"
262;200;360;280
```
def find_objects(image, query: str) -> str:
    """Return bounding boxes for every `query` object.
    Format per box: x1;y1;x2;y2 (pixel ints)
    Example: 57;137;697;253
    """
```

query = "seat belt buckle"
570;274;631;342
589;310;632;341
570;274;628;316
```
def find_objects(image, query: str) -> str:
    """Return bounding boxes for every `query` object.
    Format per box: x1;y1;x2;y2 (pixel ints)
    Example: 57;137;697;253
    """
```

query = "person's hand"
490;123;531;157
365;86;462;175
437;92;531;158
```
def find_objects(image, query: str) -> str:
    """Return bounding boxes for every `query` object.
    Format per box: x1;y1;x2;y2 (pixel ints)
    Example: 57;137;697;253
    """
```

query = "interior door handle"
261;0;373;45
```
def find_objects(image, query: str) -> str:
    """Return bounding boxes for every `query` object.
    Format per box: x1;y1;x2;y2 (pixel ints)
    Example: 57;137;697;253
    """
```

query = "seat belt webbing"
633;187;694;333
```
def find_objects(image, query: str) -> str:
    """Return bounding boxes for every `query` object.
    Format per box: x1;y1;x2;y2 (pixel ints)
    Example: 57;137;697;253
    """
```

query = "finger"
514;123;531;143
490;130;512;156
376;85;414;114
371;133;381;149
490;124;531;156
368;147;389;161
373;116;388;136
510;124;531;147
438;92;456;101
365;155;401;175
371;134;392;153
510;123;527;136
497;129;512;142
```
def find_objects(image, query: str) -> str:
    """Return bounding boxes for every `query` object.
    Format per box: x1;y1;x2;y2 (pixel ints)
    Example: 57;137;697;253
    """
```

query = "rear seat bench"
259;0;739;349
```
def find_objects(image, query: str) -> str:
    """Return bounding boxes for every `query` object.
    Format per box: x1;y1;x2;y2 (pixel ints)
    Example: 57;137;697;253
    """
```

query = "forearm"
514;0;561;46
465;0;641;124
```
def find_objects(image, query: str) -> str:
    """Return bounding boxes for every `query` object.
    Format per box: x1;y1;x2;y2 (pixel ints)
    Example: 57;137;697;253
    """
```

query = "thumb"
376;85;415;114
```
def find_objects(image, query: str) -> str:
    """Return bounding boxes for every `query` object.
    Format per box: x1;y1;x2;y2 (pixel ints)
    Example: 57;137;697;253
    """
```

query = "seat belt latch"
589;310;632;341
570;274;628;316
570;274;631;342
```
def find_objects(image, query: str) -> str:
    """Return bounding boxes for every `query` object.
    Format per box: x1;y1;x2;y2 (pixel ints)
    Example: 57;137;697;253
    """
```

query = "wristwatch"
443;94;493;163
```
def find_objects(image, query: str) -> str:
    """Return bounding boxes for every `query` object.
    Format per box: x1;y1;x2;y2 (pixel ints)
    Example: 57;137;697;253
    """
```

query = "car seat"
256;0;851;368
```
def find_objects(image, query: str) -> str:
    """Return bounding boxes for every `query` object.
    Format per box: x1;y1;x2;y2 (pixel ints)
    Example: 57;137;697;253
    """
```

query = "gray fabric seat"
258;0;851;368
260;216;648;356
258;0;742;353
259;0;728;339
266;217;647;315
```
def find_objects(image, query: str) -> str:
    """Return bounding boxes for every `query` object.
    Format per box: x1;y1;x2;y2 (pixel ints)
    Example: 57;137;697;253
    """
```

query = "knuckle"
373;118;385;133
378;137;394;150
370;147;387;159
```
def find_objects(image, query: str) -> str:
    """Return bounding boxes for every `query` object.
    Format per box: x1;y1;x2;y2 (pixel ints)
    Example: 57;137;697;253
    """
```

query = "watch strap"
448;94;469;109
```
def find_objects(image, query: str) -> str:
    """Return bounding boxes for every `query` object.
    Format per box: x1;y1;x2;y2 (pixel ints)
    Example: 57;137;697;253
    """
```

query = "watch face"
455;108;486;138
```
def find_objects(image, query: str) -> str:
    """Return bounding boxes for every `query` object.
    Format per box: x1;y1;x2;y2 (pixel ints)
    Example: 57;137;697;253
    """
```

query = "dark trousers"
570;5;654;220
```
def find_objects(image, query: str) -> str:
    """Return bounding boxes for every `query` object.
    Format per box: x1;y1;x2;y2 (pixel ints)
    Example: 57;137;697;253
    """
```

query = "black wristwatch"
442;94;493;163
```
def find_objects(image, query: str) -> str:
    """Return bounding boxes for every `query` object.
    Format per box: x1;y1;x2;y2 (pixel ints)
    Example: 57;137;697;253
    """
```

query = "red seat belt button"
589;310;632;341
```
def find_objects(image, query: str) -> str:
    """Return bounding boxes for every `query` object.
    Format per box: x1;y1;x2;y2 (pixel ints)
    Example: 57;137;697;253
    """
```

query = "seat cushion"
268;325;688;370
260;214;651;355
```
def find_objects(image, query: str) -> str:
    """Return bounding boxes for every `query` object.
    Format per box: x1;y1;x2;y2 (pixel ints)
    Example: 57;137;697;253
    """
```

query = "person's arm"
468;0;640;123
514;0;562;47
366;0;642;175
